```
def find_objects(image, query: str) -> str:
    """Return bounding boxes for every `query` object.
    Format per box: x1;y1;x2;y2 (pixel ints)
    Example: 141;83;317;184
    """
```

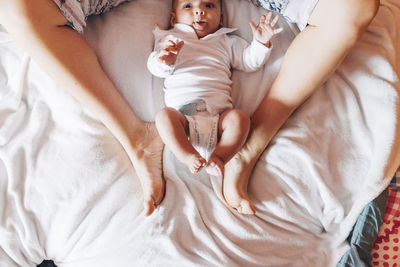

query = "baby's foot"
206;154;224;177
184;153;207;174
131;123;165;216
223;150;257;215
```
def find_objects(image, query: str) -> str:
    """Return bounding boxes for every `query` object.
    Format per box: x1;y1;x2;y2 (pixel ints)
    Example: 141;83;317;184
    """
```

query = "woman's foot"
130;123;165;216
184;153;207;174
206;154;224;177
223;145;259;215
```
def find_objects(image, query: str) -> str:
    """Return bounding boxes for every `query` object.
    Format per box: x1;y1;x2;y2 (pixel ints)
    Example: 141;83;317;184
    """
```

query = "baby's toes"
191;156;206;173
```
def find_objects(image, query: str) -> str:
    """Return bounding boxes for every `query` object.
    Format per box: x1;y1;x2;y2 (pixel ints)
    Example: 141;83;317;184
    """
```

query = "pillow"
84;0;173;122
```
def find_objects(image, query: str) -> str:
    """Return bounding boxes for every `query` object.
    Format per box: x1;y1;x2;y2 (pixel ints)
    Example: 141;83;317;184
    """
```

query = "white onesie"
147;23;271;160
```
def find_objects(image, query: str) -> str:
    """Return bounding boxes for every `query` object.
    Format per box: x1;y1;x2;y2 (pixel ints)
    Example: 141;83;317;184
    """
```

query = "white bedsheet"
0;0;399;266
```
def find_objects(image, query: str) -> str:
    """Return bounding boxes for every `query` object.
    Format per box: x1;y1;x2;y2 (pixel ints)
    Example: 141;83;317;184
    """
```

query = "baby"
147;0;282;213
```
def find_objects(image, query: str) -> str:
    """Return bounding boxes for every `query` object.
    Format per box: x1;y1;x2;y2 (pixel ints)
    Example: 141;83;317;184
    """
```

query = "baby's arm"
147;39;184;78
231;13;283;72
250;12;283;47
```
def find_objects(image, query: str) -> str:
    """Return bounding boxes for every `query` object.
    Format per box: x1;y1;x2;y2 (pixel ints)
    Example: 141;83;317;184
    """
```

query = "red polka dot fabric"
371;188;400;266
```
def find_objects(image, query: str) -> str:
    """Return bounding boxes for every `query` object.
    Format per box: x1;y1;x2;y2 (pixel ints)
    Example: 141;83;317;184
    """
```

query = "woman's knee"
0;0;67;29
309;0;379;36
345;0;379;29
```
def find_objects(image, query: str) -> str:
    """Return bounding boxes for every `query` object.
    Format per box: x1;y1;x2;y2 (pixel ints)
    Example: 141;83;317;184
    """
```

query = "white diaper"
178;100;219;161
186;114;219;161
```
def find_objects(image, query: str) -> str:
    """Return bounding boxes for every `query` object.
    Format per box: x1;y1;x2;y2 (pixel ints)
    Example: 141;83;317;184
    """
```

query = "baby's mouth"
193;21;207;30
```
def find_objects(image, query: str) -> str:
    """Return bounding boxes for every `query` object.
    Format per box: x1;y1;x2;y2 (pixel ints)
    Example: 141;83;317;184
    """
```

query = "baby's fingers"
270;14;280;27
162;40;177;53
273;27;283;35
175;40;184;52
164;40;184;54
159;50;173;61
158;54;168;62
249;20;257;34
263;12;272;24
163;46;178;54
168;40;176;46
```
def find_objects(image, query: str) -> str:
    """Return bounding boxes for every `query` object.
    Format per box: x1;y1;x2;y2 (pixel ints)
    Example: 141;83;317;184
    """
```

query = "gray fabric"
337;189;388;267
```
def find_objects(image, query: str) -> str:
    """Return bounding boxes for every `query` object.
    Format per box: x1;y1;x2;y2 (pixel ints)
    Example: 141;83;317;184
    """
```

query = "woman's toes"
237;199;255;215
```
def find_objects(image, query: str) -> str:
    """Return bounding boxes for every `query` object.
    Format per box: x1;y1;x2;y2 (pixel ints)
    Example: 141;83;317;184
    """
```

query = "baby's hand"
249;12;283;47
158;40;184;66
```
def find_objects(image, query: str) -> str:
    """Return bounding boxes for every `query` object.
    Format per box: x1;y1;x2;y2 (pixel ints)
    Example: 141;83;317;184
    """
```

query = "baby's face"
171;0;222;38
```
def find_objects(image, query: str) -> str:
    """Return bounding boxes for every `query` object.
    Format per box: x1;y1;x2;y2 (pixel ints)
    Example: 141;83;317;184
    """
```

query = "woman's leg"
224;0;380;213
155;108;207;174
206;109;253;214
0;0;165;216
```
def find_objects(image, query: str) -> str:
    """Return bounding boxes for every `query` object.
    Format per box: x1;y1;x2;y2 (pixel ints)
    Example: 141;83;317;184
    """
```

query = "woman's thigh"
308;0;379;28
0;0;68;32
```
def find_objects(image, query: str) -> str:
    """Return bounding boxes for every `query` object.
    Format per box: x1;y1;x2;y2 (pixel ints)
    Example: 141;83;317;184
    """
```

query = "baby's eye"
205;3;215;8
183;3;192;8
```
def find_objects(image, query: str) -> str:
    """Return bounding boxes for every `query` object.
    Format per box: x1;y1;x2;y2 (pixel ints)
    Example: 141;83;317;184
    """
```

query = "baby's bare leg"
209;109;250;174
207;109;254;214
155;108;207;173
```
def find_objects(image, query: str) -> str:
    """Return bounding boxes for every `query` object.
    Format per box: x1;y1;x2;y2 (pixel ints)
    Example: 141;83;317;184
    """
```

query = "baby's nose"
194;8;205;15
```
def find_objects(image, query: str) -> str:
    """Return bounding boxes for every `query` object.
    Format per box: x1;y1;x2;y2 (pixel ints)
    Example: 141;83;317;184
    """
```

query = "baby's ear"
170;12;177;27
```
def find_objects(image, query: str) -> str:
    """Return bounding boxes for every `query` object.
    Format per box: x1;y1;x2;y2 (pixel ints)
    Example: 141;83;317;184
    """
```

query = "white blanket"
0;0;399;266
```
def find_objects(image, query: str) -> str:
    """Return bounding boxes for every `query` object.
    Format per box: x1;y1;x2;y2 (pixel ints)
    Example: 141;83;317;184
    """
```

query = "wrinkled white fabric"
0;0;399;266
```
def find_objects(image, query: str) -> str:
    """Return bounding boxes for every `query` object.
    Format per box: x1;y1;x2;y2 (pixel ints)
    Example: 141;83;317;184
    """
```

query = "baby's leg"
155;108;207;173
208;109;250;175
208;109;255;214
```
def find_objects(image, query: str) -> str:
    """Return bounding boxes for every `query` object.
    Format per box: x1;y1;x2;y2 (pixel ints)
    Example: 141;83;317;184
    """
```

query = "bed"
0;0;399;266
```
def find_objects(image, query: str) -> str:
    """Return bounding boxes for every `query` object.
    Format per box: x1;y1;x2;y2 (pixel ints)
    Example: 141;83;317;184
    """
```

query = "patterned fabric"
384;189;400;220
389;166;400;189
52;0;130;33
246;0;320;30
85;0;128;17
246;0;288;14
371;188;400;266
